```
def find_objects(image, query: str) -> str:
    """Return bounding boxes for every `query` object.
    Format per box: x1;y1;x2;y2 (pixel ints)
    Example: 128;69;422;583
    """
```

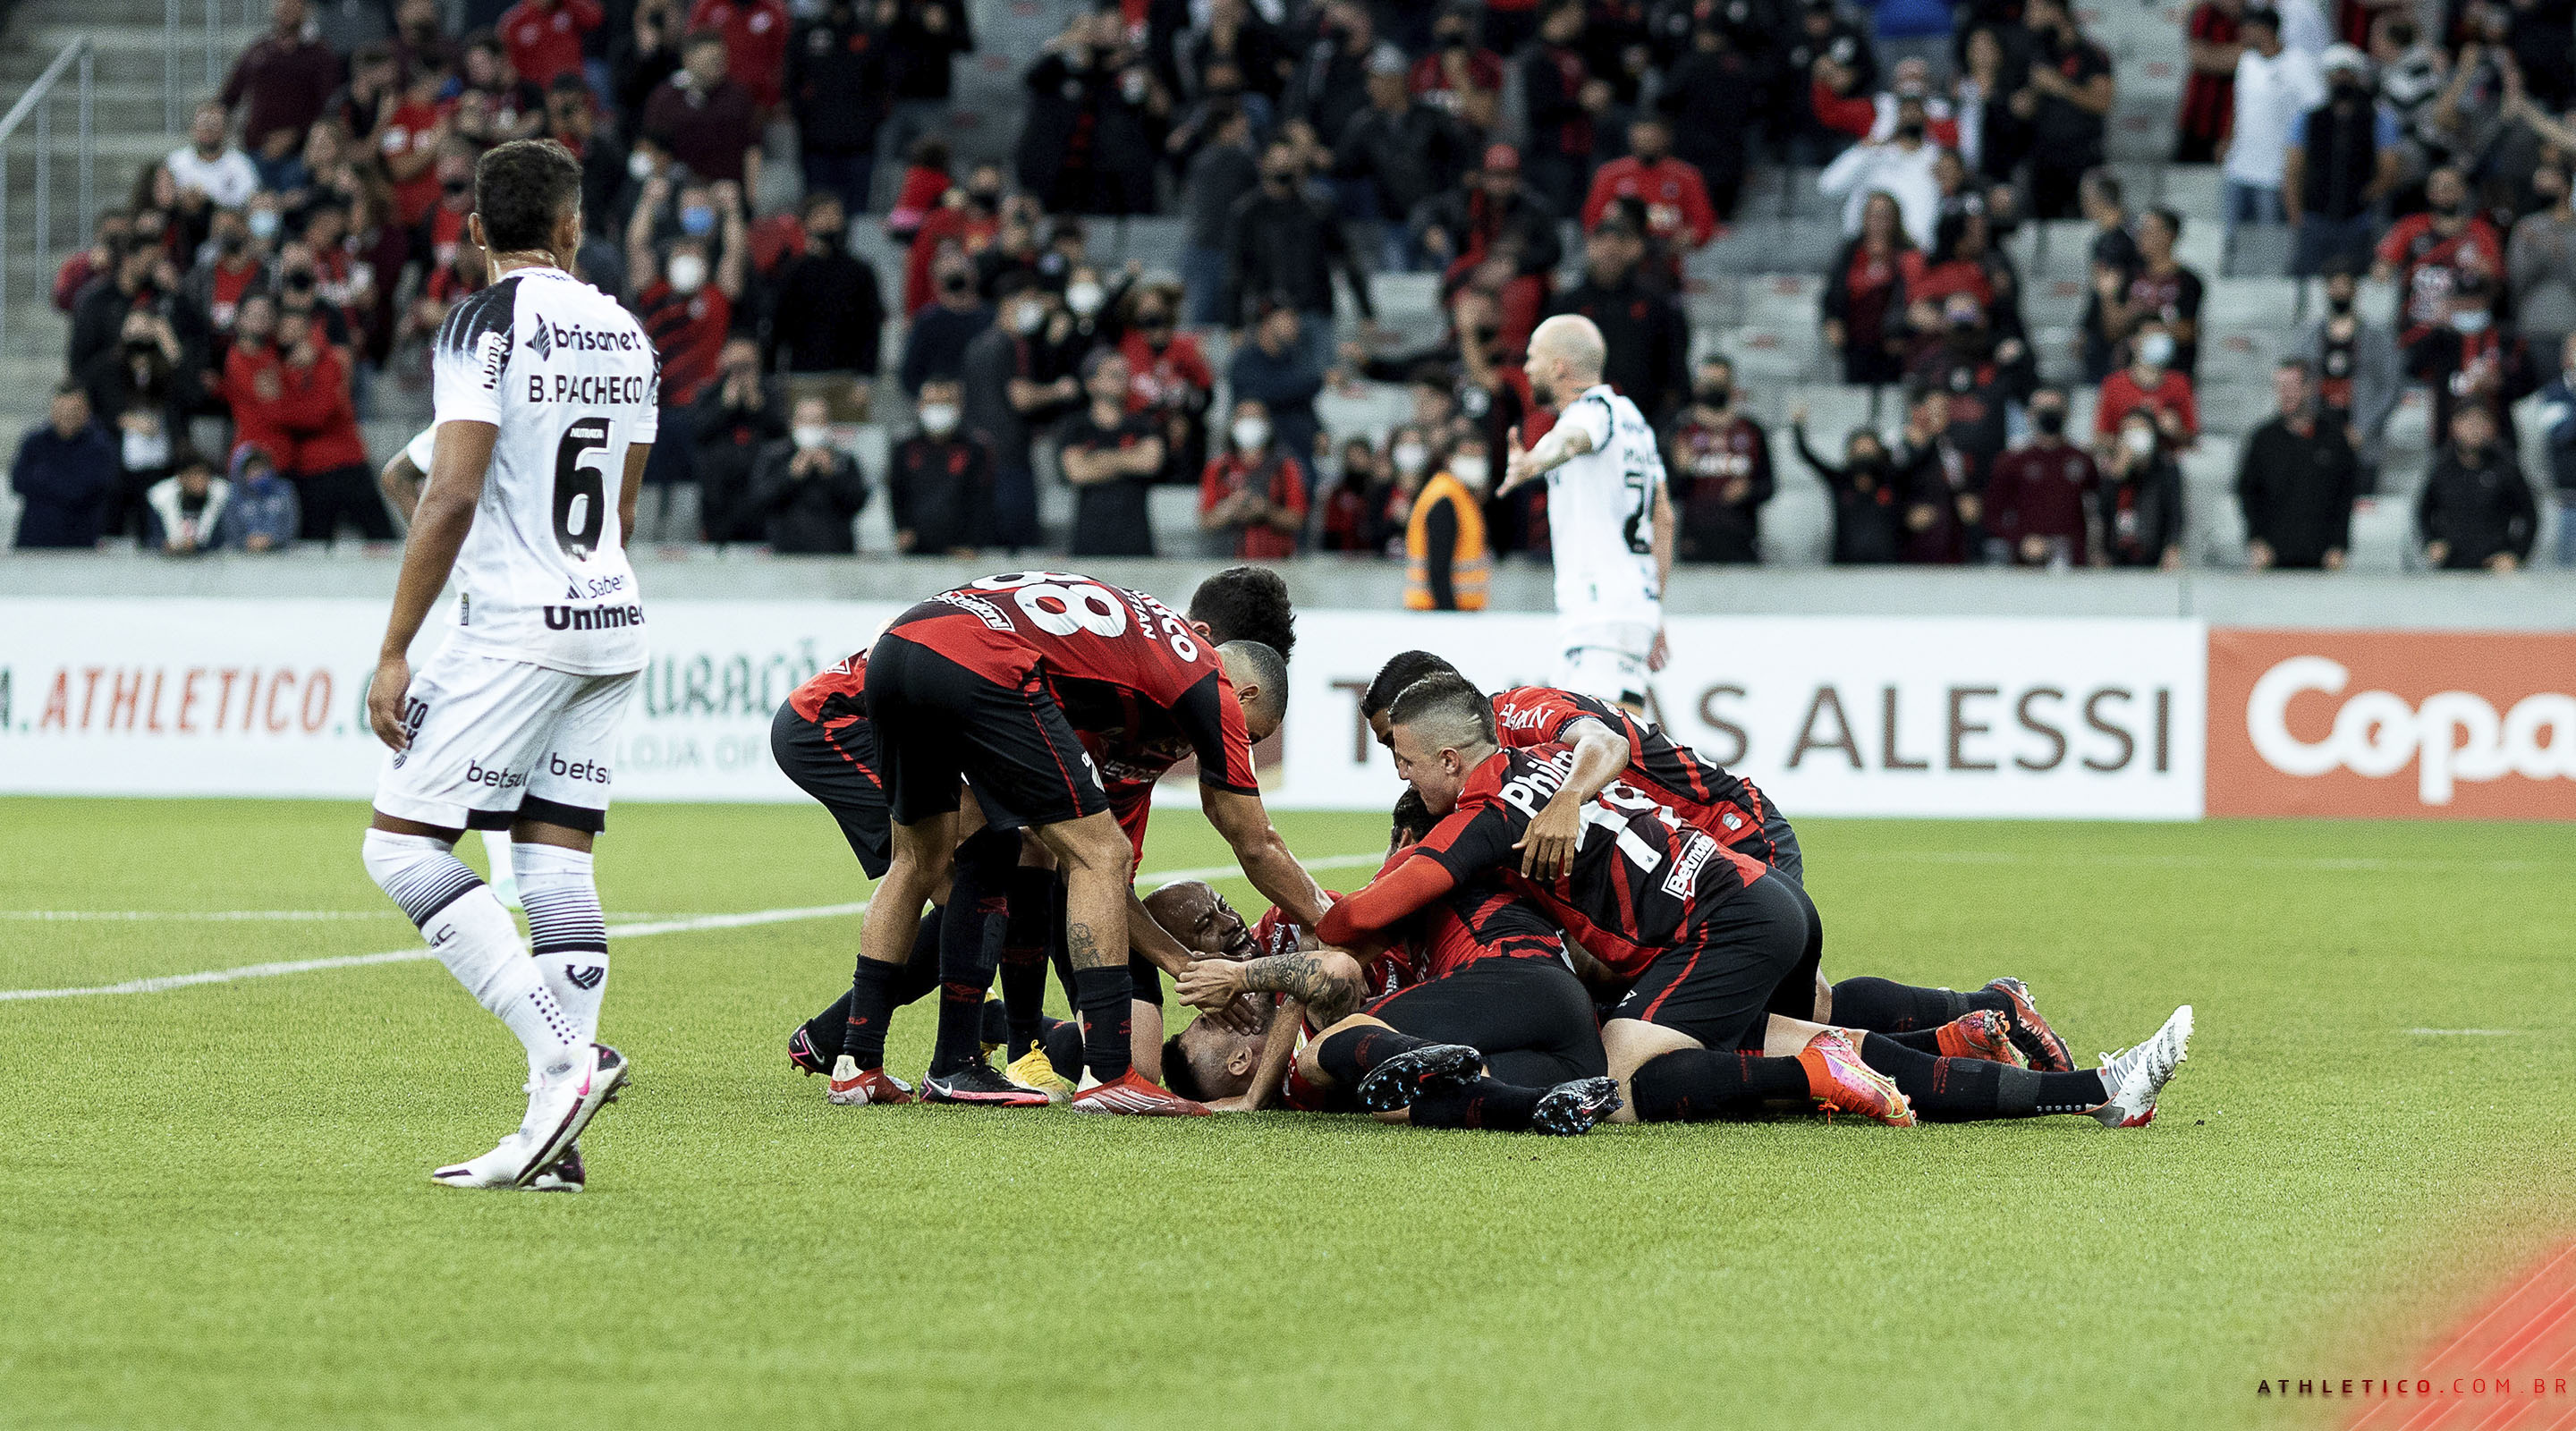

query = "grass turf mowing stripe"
0;850;1389;1003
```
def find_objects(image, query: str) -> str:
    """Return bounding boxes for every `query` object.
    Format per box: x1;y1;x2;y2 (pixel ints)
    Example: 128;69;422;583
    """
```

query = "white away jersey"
430;266;658;675
1545;384;1665;628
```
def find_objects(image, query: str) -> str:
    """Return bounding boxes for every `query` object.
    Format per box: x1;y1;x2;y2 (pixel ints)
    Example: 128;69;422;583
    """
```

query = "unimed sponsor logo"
542;603;645;631
2207;630;2576;819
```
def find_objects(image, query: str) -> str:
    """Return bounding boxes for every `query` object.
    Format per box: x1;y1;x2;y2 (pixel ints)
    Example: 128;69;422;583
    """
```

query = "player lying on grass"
776;568;1296;1106
1321;675;2194;1129
1360;651;2080;1071
359;140;648;1190
845;570;1326;1116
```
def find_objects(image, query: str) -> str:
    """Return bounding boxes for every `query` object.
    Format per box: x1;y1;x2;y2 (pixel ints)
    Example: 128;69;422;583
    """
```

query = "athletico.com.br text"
2256;1375;2574;1399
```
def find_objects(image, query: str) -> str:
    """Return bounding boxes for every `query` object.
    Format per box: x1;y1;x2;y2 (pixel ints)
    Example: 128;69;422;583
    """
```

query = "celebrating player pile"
360;139;652;1191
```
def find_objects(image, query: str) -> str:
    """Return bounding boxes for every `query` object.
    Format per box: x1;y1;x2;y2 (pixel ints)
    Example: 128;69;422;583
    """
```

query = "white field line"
1848;851;2547;874
2404;1029;2523;1037
0;852;1389;1003
0;910;402;922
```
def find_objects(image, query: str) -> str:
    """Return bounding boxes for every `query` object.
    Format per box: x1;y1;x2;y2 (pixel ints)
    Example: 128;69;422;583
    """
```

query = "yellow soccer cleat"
1004;1046;1074;1105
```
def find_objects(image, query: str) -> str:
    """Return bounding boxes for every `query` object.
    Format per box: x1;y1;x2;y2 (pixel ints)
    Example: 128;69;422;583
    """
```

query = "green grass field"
2;798;2569;1431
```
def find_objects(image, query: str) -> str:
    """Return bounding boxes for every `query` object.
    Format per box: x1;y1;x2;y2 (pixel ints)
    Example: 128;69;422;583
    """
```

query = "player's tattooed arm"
1176;950;1365;1029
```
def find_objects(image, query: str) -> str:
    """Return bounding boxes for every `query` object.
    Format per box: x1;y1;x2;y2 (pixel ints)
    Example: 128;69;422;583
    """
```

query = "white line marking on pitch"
0;910;400;922
0;852;1388;1003
1853;851;2543;873
2405;1029;2521;1037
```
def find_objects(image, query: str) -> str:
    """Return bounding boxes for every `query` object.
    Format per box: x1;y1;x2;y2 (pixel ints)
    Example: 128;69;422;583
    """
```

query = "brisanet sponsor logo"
2208;630;2576;819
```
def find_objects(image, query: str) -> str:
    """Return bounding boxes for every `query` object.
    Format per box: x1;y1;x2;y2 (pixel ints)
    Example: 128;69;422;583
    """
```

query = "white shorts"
1553;621;1656;709
374;647;639;833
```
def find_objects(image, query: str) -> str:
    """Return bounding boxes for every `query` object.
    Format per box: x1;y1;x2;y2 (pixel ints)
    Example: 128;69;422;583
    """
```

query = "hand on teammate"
1514;795;1584;880
1175;957;1249;1009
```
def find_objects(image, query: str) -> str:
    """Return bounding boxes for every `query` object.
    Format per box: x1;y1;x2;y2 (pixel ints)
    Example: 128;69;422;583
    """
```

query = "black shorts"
1365;956;1608;1088
865;631;1110;830
1759;808;1804;884
770;701;893;879
1611;872;1809;1053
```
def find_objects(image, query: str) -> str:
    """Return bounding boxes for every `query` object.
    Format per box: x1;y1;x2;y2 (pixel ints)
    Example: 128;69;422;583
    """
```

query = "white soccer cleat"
432;1132;539;1190
516;1045;626;1184
2088;1004;2194;1129
527;1142;585;1192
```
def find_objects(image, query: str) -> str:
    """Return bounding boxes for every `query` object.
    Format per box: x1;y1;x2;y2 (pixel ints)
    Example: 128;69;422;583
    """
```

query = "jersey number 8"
553;417;613;559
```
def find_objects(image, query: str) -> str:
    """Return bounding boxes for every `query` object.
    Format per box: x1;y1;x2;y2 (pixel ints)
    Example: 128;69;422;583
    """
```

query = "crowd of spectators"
6;0;2569;578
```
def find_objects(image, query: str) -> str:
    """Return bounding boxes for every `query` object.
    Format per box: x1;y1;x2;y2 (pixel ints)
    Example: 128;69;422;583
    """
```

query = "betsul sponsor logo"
2208;630;2576;818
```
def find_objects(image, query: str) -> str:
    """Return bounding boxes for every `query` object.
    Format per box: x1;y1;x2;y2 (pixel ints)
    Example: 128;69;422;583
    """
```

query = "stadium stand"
0;0;2565;573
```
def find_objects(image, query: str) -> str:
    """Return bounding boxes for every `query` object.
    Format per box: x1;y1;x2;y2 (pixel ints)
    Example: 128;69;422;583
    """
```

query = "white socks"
479;828;523;910
363;829;579;1080
513;842;608;1046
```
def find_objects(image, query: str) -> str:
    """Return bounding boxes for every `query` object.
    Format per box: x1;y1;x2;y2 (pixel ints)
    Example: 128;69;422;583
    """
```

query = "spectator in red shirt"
2095;319;2199;449
268;307;388;542
221;0;344;186
2174;0;2244;163
222;295;292;470
499;0;602;88
1410;8;1504;132
1199;398;1309;558
629;173;749;536
1580;114;1717;264
686;0;791;111
1117;282;1213;483
641;30;764;191
2374;165;2506;329
375;68;450;229
55;213;130;315
1984;386;2102;565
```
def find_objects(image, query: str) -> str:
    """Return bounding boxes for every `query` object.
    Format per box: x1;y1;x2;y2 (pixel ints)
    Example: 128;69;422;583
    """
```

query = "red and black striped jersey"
883;570;1260;795
1416;881;1565;981
786;648;870;728
1254;896;1415;998
1318;743;1767;978
1490;684;1782;860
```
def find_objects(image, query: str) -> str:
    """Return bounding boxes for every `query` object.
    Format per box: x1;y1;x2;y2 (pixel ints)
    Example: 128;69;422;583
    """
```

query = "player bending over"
1360;650;2080;1070
360;139;654;1190
1496;313;1674;712
1321;676;2194;1129
848;571;1326;1115
776;567;1297;1105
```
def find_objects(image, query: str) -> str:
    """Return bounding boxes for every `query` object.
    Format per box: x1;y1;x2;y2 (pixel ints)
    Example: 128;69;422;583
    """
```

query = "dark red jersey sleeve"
1172;668;1260;794
1491;685;1590;747
1318;801;1521;946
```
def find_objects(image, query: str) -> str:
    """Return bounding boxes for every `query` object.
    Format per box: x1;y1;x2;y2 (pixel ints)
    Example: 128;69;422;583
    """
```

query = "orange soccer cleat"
1934;1009;2031;1067
1796;1029;1917;1127
826;1056;918;1106
1068;1068;1213;1117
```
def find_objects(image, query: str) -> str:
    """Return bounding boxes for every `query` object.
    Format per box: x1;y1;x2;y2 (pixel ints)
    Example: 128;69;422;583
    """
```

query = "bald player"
1499;314;1675;712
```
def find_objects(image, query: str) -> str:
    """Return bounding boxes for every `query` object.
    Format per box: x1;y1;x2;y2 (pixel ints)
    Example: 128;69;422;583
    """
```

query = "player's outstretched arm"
1178;948;1365;1029
1498;419;1597;495
1520;716;1631;879
368;420;496;749
1202;786;1329;927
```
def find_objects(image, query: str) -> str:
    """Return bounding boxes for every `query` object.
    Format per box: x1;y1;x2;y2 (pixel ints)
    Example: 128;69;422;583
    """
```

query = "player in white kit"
359;140;657;1190
1498;314;1674;712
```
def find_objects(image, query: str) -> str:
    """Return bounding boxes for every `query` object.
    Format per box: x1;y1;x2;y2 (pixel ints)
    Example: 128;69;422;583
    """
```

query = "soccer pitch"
2;798;2568;1431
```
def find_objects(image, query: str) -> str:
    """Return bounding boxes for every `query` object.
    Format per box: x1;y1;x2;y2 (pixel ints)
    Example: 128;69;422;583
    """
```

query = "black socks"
1316;1025;1428;1087
1072;965;1133;1081
843;956;903;1070
1827;977;2010;1033
928;836;1016;1075
1410;1078;1545;1130
998;869;1057;1058
1627;1048;1810;1122
1853;1037;2106;1120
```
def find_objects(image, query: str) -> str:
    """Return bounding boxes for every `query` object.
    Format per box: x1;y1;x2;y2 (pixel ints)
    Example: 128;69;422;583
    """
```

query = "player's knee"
1053;818;1132;885
1813;973;1834;1023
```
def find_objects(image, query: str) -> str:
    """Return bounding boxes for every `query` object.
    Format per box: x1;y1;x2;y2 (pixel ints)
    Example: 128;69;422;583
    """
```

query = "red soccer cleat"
1796;1029;1916;1127
1068;1068;1213;1117
827;1056;917;1106
1987;978;2075;1072
1934;1009;2030;1067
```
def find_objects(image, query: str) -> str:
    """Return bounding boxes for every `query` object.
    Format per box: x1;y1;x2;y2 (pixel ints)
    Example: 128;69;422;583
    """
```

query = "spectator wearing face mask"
1791;403;1907;564
1666;360;1773;564
2096;320;2199;450
1199;398;1309;559
2091;207;2205;380
2238;358;2358;571
2283;46;2402;283
1117;284;1213;486
1402;430;1492;609
748;397;872;554
2295;263;2401;485
641;30;763;191
1062;350;1165;557
1224;138;1376;346
2102;411;2186;567
2219;9;2321;269
631;174;746;481
961;275;1078;550
218;440;301;551
767;193;886;394
2373;166;2503;331
1888;387;1976;563
896;258;996;398
2405;272;2537;449
1818;95;1945;250
693;337;789;542
1984;386;2102;566
1581;114;1718;258
1909;294;2038;495
1181;106;1262;326
1546;217;1692;424
889;377;992;555
1227;302;1326;473
145;448;232;555
13;384;118;549
2507;160;2576;361
788;0;891;218
2418;402;2538;571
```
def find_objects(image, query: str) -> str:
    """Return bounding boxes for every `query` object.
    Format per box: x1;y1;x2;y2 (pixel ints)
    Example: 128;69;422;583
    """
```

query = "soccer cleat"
826;1054;916;1105
787;1025;832;1078
1987;977;2076;1073
922;1060;1055;1107
2088;1004;2194;1129
1067;1068;1213;1116
1935;1009;2030;1067
528;1142;585;1193
513;1044;626;1188
1530;1077;1623;1136
1797;1029;1917;1127
432;1132;538;1190
1352;1042;1483;1113
1004;1046;1074;1105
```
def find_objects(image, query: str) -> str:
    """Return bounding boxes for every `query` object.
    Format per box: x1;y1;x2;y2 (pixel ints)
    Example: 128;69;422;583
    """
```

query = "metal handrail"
0;38;97;351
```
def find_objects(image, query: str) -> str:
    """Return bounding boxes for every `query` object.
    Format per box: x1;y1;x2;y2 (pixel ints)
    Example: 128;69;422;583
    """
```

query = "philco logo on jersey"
542;603;646;631
526;317;642;360
1496;748;1578;817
